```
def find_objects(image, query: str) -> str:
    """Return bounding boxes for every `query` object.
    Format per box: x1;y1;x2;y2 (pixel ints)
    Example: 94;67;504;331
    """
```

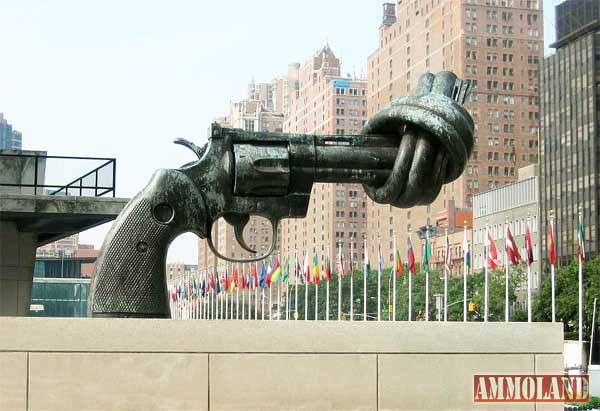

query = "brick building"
365;0;543;267
279;46;369;267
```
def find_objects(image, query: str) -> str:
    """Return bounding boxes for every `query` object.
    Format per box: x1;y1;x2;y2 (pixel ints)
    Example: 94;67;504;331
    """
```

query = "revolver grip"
88;169;207;318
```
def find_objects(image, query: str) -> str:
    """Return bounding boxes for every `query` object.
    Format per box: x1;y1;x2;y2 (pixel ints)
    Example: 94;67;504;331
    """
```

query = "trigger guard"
205;218;278;264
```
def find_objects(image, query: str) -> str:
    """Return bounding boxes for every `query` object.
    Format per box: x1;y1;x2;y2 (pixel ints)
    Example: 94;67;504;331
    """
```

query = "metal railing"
0;153;116;197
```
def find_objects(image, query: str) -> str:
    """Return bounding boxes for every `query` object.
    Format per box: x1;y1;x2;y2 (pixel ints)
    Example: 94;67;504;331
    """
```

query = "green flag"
282;259;289;283
423;237;432;272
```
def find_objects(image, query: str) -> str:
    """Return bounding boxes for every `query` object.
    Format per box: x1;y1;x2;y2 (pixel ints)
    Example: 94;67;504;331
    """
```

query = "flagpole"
261;288;265;321
225;264;229;320
304;255;309;321
246;288;250;320
204;270;208;320
350;241;354;321
338;241;342;321
578;209;584;370
221;291;225;320
326;248;331;321
527;215;532;323
294;250;299;320
269;282;273;320
588;298;597;371
425;231;430;322
505;218;510;322
363;238;368;321
254;283;258;320
393;231;397;321
236;264;240;320
550;211;556;323
463;222;468;322
247;287;251;320
408;230;413;322
315;278;319;321
387;273;392;321
255;264;258;319
444;229;448;322
377;235;382;322
285;281;289;320
242;278;245;320
484;223;489;322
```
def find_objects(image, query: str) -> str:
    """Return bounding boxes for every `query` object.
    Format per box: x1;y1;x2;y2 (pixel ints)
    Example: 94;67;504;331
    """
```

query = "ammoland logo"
473;374;589;403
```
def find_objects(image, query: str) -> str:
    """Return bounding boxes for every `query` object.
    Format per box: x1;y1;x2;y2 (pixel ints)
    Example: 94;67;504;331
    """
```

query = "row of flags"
169;228;472;322
169;215;586;327
171;216;587;294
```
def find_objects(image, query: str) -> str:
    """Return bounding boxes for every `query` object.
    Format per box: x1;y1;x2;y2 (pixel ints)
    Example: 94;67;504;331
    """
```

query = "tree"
533;257;600;340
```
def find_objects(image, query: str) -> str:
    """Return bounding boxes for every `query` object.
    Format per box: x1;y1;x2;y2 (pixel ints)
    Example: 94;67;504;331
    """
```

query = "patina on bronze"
88;71;474;318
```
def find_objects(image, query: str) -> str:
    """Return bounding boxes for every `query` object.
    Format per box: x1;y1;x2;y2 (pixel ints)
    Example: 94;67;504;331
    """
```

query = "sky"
0;0;559;264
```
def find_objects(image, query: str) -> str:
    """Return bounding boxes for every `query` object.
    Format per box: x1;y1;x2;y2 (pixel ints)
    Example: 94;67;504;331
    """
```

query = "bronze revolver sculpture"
88;71;474;318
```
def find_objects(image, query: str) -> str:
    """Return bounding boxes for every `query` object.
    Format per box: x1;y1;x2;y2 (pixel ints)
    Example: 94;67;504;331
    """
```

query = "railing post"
95;169;98;197
34;156;38;195
112;159;116;197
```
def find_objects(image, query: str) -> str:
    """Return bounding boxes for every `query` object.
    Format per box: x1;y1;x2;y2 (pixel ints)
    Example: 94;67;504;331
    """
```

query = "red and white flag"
444;233;453;270
505;226;521;266
337;246;345;278
486;231;499;269
525;223;534;267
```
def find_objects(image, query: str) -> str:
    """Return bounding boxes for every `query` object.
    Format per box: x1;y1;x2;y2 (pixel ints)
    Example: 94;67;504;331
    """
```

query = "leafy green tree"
534;257;600;340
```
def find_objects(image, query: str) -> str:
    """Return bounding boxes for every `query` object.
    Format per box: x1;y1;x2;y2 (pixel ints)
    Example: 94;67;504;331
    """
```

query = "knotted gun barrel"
361;71;473;207
89;71;473;318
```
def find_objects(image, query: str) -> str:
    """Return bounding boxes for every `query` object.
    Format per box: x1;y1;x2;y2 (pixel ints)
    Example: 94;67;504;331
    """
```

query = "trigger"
223;213;257;254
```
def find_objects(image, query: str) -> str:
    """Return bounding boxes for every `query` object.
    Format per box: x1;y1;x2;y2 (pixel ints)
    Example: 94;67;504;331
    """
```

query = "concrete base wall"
0;221;36;315
0;319;563;411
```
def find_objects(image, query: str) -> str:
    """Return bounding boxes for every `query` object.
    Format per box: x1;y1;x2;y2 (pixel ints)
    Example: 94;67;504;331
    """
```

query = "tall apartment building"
0;113;22;150
229;100;284;133
540;0;600;263
279;46;368;267
366;0;543;267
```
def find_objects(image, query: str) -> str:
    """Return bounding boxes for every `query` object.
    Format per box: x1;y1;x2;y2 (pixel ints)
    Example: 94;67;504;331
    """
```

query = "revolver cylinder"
233;135;399;197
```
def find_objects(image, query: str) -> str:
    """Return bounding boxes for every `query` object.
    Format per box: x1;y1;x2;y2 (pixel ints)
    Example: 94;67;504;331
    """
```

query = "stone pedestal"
0;319;564;410
0;221;36;315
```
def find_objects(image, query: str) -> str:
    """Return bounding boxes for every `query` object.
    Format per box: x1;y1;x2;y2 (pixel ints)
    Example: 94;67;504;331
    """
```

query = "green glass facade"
30;258;92;317
30;279;89;317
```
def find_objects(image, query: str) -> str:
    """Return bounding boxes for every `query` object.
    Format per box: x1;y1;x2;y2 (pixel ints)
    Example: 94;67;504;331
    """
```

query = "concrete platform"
0;318;564;411
0;194;128;246
0;194;128;316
